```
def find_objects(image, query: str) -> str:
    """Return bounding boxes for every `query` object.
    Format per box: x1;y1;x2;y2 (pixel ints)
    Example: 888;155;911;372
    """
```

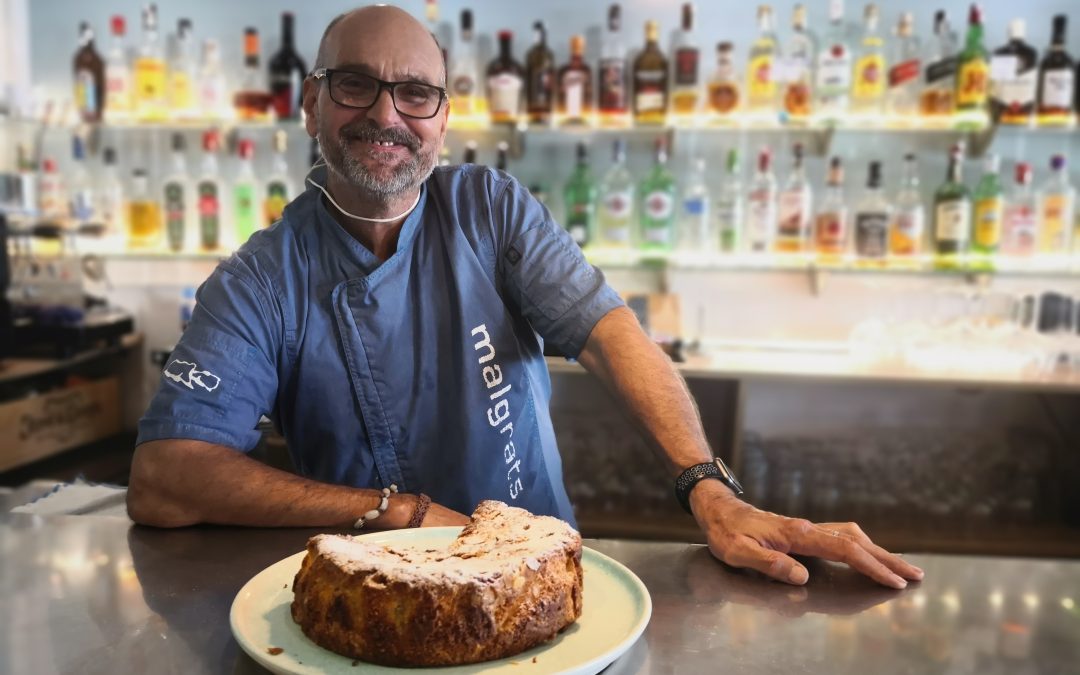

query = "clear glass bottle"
815;156;848;258
638;138;677;251
716;148;744;252
671;3;701;116
234;28;272;121
162;133;189;252
168;18;197;119
887;12;922;119
68;135;95;225
746;5;779;113
234;139;258;245
746;147;777;252
816;0;852;120
921;10;958;117
854;161;891;261
98;147;125;241
264;130;292;228
37;158;67;222
1001;162;1037;256
104;15;132;121
596;139;635;247
707;42;741;120
852;3;887;115
784;4;816;119
563;142;597;247
198;39;228;120
1036;154;1075;255
133;2;167;121
127;168;162;249
679;157;711;251
889;153;925;256
450;10;483;118
775;143;812;252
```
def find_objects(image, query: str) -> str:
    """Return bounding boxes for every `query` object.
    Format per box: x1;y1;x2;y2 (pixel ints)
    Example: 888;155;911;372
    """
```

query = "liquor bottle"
633;21;669;125
15;145;38;216
598;4;630;124
671;3;701;116
462;141;478;165
775;143;812;252
852;4;887;115
816;0;852;120
168;19;197;119
933;144;971;265
715;149;743;252
679;157;711;251
449;10;482;118
487;31;524;124
854;161;890;261
887;12;922;119
1001;162;1037;256
198;40;228;120
991;19;1039;126
558;35;592;125
264;130;292;228
597;139;635;247
495;141;509;172
746;147;777;252
784;4;816;119
639;138;676;251
1036;15;1076;126
128;169;162;249
196;130;223;250
38;159;66;222
133;3;167;121
971;154;1004;259
234;139;258;245
889;153;925;256
746;5;779;114
815;156;848;258
235;28;272;121
921;11;958;117
1036;155;1075;255
98;148;125;238
954;4;989;116
269;12;308;121
104;15;132;120
707;42;741;119
68;136;95;224
525;22;555;125
162;133;189;252
73;22;105;123
563;142;596;247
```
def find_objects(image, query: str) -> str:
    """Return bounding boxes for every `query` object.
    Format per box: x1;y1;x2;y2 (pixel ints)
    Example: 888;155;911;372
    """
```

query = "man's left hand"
689;480;925;589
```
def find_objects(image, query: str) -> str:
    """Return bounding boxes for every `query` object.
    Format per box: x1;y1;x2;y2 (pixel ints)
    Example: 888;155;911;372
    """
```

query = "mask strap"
305;161;422;223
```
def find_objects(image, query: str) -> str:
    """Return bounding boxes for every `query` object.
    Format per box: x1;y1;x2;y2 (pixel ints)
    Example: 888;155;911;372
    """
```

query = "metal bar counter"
1;512;1078;674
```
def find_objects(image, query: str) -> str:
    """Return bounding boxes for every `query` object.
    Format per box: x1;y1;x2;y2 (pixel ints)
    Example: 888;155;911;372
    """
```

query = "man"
128;6;922;590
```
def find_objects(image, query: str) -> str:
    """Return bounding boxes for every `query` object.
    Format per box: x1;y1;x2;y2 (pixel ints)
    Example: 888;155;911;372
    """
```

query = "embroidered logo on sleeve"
163;360;222;393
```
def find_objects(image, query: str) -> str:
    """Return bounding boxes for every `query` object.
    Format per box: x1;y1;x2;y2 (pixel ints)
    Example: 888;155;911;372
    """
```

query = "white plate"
230;527;651;675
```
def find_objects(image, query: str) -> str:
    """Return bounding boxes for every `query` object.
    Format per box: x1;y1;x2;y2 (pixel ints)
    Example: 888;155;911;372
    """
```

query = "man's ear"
303;77;319;138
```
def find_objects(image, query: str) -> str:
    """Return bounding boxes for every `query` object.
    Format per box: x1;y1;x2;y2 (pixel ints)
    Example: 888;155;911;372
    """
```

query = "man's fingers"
796;526;908;589
819;523;925;581
718;536;810;586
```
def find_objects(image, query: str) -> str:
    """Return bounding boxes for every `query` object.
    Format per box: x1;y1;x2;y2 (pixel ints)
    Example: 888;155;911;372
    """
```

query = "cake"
290;500;583;667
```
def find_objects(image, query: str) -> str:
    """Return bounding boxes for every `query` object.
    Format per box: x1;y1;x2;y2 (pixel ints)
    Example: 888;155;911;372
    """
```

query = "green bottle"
971;154;1003;265
933;143;971;269
638;137;676;251
954;4;989;121
562;142;596;247
233;139;258;244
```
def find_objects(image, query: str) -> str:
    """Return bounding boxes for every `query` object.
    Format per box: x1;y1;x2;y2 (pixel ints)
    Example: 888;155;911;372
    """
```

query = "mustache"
340;121;419;151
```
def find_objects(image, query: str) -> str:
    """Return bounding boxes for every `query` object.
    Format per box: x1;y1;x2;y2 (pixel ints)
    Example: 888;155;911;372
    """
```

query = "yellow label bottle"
134;56;167;120
973;196;1003;249
746;55;775;102
955;59;989;108
1038;194;1072;253
169;71;194;112
853;54;886;99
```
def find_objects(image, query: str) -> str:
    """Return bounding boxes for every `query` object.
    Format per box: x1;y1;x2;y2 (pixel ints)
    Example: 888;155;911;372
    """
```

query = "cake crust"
290;500;583;666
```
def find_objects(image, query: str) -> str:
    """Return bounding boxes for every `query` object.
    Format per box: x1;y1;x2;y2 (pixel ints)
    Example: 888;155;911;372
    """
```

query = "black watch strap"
674;457;744;514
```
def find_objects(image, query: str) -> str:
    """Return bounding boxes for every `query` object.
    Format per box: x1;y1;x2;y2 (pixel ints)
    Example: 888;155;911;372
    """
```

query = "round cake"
290;500;583;667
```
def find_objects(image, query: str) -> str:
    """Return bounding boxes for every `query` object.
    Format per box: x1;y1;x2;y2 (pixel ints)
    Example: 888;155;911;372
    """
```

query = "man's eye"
337;75;375;94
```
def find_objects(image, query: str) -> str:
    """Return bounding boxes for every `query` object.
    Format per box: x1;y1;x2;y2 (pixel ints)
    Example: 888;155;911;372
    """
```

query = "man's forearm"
127;439;411;528
577;306;714;477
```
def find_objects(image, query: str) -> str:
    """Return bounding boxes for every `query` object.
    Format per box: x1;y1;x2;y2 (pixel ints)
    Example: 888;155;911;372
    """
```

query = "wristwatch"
674;457;744;514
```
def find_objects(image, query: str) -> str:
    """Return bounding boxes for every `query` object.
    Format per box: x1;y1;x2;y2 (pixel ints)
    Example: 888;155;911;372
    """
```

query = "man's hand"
690;480;924;589
417;500;471;527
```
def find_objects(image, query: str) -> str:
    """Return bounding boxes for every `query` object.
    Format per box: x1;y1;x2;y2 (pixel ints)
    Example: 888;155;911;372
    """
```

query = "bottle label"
973;196;1003;248
70;188;95;222
853;54;886;98
599;58;628;112
855;212;889;257
891;208;924;254
1041;69;1075;110
777;190;810;238
561;72;587;118
1038;194;1073;252
634;69;666;113
683;196;707;217
956;59;989;107
715;199;742;237
270;70;304;119
816;47;852;93
567;201;591;245
169;72;194;110
1003;204;1037;255
134;57;166;101
527;66;554;111
925;56;958;85
815;211;846;249
602;189;633;219
996;69;1037;110
643;190;674;221
106;69;131;111
164;181;186;249
488;74;523;117
674;48;699;86
74;69;98;116
568;224;588;246
197;180;221;248
747;190;776;249
452;73;476;98
708;82;739;113
200;77;227;113
934;200;971;243
888;59;921;88
265;180;289;226
747;55;775;99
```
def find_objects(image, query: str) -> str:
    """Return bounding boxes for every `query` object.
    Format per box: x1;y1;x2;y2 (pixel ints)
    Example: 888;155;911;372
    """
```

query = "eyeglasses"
311;68;446;119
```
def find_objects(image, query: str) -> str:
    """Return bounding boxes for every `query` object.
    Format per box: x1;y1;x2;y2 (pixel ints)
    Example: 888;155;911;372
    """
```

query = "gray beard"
320;132;437;200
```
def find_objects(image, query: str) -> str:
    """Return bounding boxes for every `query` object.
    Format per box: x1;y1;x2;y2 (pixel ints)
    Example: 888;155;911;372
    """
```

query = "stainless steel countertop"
1;513;1078;675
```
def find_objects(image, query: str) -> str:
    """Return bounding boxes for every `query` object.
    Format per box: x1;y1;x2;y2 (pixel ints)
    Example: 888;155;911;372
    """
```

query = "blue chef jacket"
137;164;624;525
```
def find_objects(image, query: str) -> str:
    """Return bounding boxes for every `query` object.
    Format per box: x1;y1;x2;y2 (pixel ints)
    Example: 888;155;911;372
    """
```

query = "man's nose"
365;86;403;126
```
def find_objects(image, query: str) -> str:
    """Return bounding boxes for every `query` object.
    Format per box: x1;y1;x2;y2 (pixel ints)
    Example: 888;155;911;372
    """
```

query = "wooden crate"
0;377;122;473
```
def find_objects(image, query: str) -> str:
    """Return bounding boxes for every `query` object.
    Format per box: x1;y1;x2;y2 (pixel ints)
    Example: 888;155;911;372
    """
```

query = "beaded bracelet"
353;484;398;529
407;493;432;528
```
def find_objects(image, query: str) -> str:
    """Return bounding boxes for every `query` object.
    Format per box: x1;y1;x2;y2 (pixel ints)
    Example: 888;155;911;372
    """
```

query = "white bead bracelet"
354;484;399;529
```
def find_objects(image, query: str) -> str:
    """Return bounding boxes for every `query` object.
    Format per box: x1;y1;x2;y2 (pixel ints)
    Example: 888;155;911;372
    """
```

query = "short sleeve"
136;258;281;451
495;178;624;357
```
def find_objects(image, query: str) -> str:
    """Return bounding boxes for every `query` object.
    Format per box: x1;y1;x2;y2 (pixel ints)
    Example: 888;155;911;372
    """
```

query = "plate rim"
229;527;652;674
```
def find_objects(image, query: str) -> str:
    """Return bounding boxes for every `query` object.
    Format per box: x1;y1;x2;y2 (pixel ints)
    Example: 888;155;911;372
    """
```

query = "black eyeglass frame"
310;67;448;119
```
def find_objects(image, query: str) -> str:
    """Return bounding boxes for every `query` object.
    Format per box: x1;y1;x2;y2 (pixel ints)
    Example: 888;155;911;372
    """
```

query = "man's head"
304;6;447;202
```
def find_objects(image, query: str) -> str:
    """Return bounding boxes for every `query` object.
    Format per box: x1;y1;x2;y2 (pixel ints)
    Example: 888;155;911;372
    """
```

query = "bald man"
128;6;923;590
